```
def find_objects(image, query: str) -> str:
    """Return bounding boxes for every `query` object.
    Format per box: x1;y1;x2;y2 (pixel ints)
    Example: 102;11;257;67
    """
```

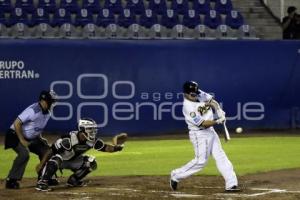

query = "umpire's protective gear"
183;81;200;95
39;90;57;107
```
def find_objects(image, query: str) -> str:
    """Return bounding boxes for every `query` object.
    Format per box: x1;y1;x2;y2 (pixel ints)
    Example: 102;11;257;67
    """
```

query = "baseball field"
0;132;300;200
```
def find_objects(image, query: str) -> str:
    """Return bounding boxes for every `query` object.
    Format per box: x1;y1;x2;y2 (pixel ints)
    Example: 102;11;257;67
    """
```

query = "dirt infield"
1;169;300;200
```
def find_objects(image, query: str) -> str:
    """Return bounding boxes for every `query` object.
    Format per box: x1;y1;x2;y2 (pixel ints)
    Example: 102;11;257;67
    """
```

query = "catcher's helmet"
78;118;98;141
183;81;200;95
39;90;57;106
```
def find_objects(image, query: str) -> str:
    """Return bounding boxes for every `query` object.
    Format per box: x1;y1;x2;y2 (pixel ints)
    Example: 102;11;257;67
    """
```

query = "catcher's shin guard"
67;156;97;186
40;154;62;181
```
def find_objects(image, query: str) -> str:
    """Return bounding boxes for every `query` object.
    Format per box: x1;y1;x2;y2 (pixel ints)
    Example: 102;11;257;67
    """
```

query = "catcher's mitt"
112;133;128;146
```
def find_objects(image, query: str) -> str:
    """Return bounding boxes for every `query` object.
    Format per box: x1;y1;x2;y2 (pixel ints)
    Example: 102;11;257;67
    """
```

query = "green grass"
1;136;300;178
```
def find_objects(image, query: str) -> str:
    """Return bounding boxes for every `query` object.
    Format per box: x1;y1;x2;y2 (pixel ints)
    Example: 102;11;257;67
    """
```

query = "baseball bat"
223;121;231;142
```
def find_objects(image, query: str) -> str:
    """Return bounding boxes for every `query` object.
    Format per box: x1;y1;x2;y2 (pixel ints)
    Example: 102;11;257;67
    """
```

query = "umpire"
5;90;58;189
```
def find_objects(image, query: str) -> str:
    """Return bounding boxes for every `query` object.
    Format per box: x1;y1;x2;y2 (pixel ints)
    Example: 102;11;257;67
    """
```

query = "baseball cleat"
5;179;20;189
67;178;87;187
48;178;59;186
170;179;178;191
225;185;241;192
35;181;51;192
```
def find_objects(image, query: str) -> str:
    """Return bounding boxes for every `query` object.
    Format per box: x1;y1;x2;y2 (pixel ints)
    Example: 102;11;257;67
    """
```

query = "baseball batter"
170;81;240;192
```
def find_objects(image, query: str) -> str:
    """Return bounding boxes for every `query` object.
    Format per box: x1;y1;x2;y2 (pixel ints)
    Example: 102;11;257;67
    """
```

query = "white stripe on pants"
171;129;238;189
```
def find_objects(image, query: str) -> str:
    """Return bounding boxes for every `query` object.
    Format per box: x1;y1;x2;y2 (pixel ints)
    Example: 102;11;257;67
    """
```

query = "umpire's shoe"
36;180;51;192
170;179;178;191
5;178;20;189
225;185;241;192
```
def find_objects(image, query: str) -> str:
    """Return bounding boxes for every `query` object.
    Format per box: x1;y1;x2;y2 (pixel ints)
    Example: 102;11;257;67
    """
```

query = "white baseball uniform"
171;90;238;189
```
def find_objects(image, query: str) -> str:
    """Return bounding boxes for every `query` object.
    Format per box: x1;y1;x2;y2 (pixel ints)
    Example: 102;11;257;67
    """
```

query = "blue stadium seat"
161;9;179;29
125;0;145;15
215;0;232;14
82;0;101;14
139;9;158;28
9;7;30;26
148;0;167;15
193;0;210;15
75;8;94;27
103;0;123;15
225;10;243;29
38;0;57;13
171;0;188;15
60;0;80;14
118;8;136;28
0;0;12;13
182;9;200;28
96;8;115;27
0;9;7;25
52;8;72;27
204;9;221;29
31;7;51;26
15;0;35;14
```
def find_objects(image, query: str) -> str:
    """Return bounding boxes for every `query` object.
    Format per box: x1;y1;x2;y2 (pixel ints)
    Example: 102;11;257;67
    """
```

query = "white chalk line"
170;193;204;198
48;186;300;198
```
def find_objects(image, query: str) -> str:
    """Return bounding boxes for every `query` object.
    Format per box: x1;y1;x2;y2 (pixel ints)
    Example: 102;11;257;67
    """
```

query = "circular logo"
190;112;196;118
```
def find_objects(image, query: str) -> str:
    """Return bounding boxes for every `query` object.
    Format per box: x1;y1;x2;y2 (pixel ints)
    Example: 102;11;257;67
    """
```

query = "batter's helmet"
39;90;57;106
183;81;200;95
78;118;98;141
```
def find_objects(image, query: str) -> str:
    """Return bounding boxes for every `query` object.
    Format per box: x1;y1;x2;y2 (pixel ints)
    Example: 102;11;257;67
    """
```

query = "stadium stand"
139;9;158;28
38;0;57;13
148;0;167;15
0;9;7;25
74;8;94;27
31;7;51;26
96;8;115;27
225;10;243;29
193;0;210;15
171;0;189;15
0;0;282;39
161;9;179;29
0;23;9;37
9;7;31;26
60;0;80;13
104;0;123;14
182;9;201;29
0;0;12;12
15;0;35;13
203;10;222;29
52;8;72;27
214;0;232;14
118;8;136;28
125;0;145;15
82;0;101;14
32;22;57;38
126;23;147;39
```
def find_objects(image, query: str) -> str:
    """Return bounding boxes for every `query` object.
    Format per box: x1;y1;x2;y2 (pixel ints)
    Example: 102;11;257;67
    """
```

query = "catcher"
35;118;127;191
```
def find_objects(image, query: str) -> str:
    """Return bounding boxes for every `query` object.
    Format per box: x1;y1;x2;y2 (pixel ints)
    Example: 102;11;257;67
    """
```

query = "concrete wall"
264;0;300;21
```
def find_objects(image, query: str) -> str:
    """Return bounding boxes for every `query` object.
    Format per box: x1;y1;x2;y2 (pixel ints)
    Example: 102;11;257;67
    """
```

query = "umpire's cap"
183;81;200;95
39;90;57;105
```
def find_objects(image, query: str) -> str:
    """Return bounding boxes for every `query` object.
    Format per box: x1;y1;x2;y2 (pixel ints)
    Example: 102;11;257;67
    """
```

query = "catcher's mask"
78;118;98;141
